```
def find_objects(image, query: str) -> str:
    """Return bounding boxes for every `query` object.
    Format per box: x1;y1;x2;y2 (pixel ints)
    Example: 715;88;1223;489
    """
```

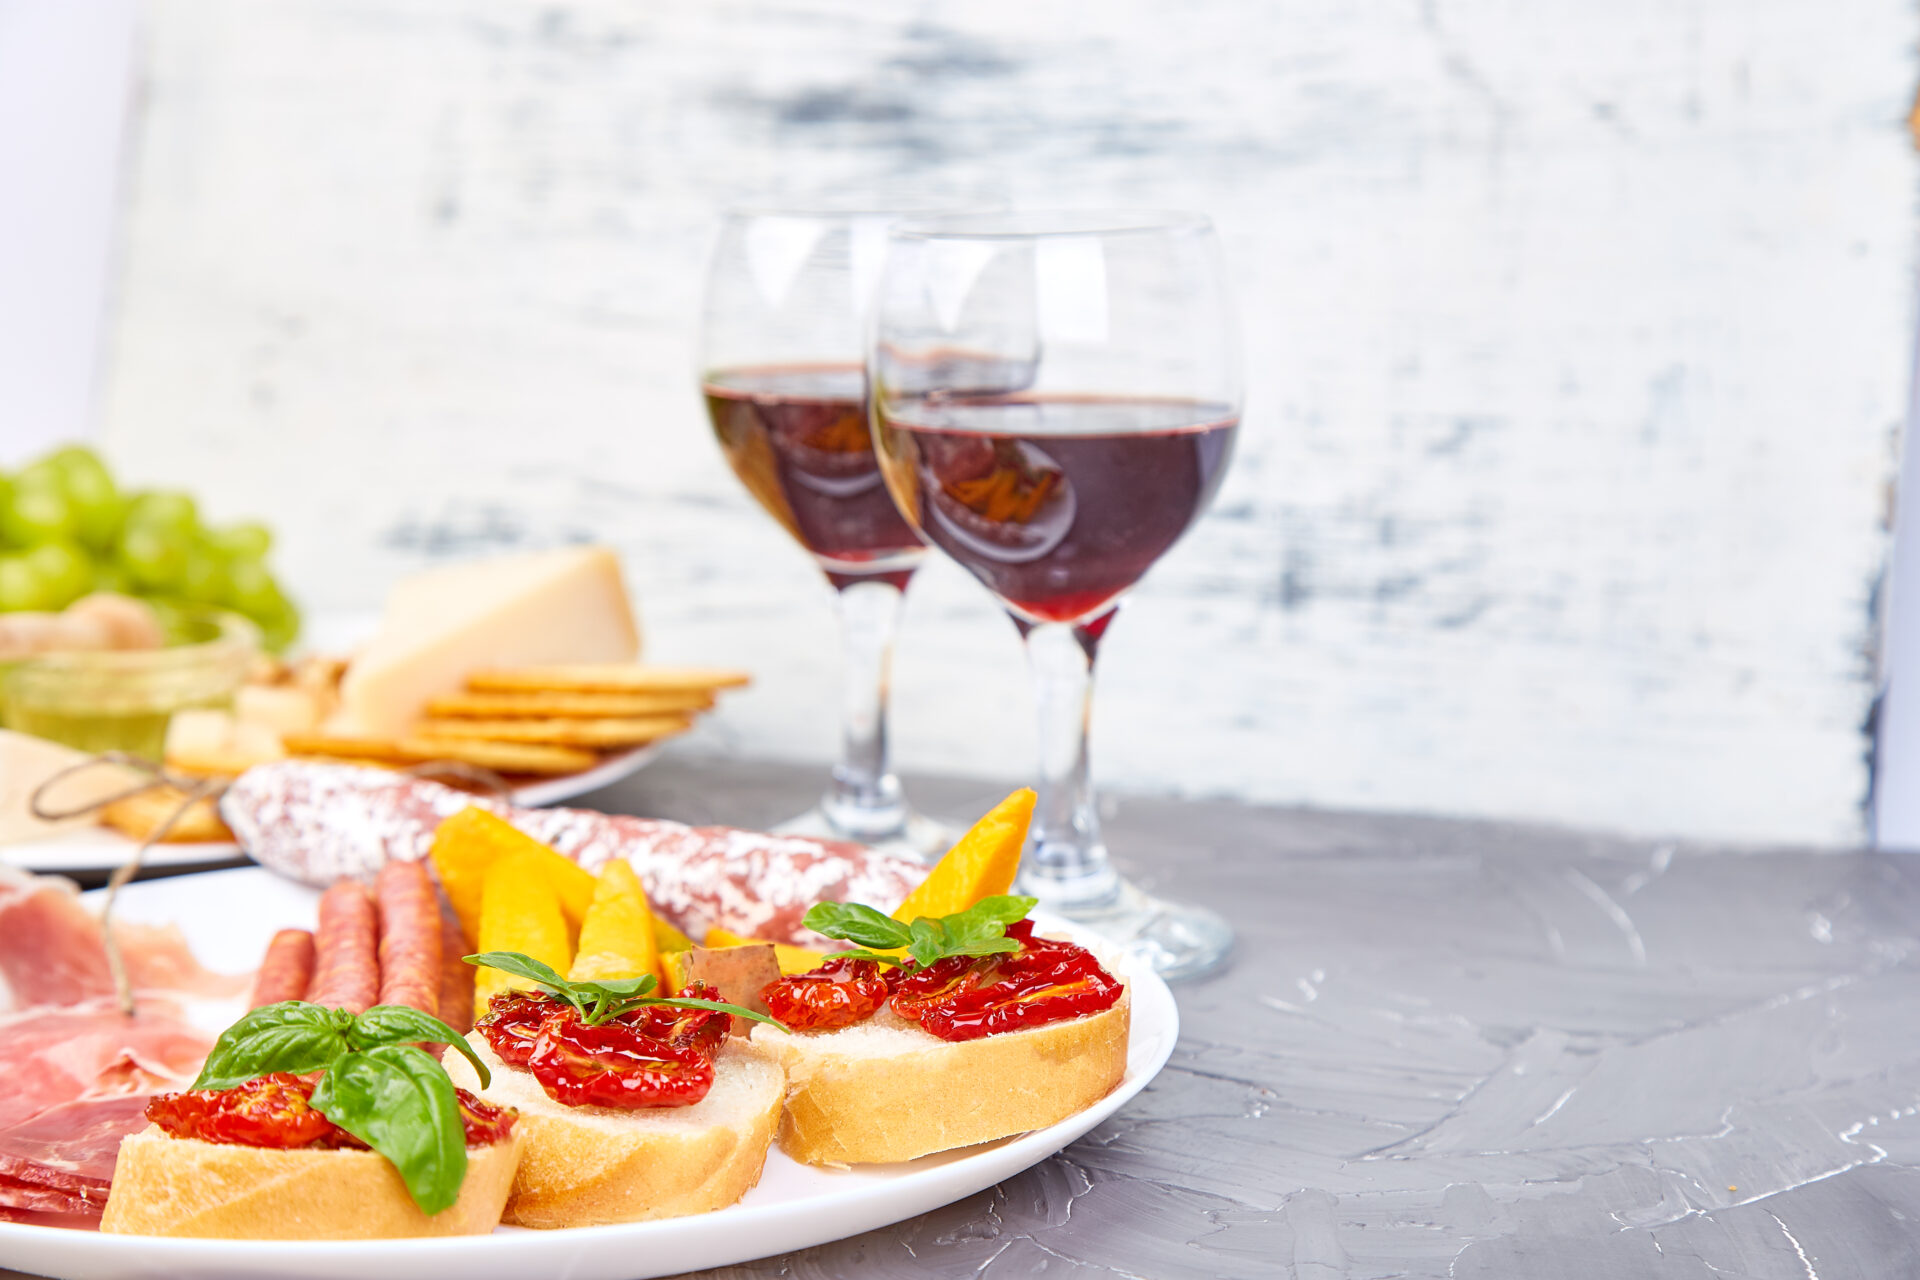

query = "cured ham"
0;999;209;1131
0;1095;152;1214
223;761;924;946
0;867;243;1011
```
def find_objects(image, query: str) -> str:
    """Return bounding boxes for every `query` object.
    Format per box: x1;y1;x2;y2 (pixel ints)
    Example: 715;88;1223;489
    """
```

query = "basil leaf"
311;1046;469;1216
576;974;656;999
352;1005;490;1089
802;902;911;950
821;948;907;967
465;950;585;1016
906;917;946;968
637;996;790;1033
944;936;1024;959
941;895;1038;945
194;1001;353;1090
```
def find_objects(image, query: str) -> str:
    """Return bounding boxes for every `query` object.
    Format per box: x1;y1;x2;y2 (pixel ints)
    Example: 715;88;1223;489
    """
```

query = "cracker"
415;715;693;748
281;734;598;775
425;690;715;719
466;665;751;694
98;787;235;844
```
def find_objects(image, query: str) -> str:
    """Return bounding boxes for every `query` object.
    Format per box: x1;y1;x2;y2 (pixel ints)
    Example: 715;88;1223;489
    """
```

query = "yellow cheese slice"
330;547;641;738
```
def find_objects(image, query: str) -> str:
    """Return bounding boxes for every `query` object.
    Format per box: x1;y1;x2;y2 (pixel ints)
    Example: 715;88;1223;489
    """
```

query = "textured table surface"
17;759;1920;1278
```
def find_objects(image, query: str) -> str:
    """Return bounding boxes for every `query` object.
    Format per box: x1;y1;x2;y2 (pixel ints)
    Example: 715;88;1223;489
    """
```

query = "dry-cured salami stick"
248;929;316;1008
222;762;925;948
374;862;440;1018
305;880;378;1013
436;891;475;1036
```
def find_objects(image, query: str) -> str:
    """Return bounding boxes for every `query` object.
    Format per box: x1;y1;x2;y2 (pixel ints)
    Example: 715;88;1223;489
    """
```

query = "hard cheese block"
332;547;641;737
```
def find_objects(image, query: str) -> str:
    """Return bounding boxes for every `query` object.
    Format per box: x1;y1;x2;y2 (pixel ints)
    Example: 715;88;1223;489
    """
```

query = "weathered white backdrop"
96;0;1914;846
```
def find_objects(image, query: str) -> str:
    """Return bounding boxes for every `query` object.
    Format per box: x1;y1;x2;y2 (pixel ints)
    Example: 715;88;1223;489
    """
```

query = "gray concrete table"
16;760;1917;1279
602;761;1920;1280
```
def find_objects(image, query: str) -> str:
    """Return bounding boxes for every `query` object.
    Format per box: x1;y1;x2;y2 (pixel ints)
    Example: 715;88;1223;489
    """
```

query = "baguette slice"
773;990;1131;1166
442;1033;783;1228
99;1126;523;1239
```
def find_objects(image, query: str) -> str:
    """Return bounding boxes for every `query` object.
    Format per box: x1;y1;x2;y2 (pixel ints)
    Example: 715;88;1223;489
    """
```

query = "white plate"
0;746;661;876
0;867;1178;1279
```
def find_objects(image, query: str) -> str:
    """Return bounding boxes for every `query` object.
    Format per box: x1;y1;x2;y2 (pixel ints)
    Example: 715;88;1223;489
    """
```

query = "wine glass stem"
820;577;910;843
1017;616;1122;913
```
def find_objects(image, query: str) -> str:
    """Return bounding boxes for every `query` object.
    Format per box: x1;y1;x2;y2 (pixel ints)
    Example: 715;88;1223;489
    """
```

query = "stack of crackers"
282;664;751;777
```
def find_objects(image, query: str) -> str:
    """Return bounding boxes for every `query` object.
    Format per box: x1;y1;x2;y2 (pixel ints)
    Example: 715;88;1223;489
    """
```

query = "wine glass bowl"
700;210;947;852
870;211;1241;979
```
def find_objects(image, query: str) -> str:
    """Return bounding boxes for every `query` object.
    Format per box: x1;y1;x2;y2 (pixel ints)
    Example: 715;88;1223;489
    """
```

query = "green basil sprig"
464;951;789;1031
190;1002;489;1215
805;894;1038;970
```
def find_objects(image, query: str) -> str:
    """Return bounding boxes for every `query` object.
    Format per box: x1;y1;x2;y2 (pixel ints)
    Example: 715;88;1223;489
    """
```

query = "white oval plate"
0;867;1178;1279
0;746;661;876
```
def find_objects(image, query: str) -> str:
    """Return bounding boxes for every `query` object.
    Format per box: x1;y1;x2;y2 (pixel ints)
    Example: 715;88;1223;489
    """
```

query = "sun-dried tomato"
526;1017;715;1109
897;923;1123;1042
761;958;893;1031
146;1072;360;1149
615;980;729;1061
454;1088;518;1145
476;989;570;1066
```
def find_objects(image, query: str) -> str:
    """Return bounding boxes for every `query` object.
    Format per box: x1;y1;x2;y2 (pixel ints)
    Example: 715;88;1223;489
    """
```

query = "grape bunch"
0;446;300;652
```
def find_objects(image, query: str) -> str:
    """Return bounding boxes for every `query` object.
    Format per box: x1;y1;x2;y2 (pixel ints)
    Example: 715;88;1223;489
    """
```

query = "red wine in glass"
704;364;925;588
874;395;1238;623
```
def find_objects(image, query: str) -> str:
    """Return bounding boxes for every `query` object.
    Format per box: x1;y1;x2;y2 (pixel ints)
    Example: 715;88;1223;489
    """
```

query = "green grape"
252;591;300;653
90;559;134;596
0;466;79;548
178;542;231;605
209;521;272;561
46;446;124;549
25;542;92;610
123;490;200;539
0;553;49;611
116;522;188;591
224;555;281;617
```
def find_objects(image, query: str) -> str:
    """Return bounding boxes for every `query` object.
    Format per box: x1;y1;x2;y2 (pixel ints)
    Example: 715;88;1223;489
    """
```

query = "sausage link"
375;861;440;1018
249;929;316;1007
436;890;476;1036
306;880;379;1013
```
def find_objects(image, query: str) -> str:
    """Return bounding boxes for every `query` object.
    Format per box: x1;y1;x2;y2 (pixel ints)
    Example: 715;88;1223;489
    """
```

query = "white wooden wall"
98;0;1915;846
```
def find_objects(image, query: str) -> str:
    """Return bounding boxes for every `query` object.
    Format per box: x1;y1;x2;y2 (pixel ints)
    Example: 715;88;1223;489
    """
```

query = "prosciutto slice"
0;1095;152;1211
0;867;244;1011
0;999;209;1131
223;762;925;946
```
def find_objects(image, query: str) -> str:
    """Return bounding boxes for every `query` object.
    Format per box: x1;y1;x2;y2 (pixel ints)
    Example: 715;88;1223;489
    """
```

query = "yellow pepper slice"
430;807;596;944
570;859;662;985
474;848;572;1006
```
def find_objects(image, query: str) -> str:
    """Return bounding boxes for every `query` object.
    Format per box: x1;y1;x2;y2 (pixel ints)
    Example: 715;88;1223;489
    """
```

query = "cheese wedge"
331;547;641;737
0;729;145;845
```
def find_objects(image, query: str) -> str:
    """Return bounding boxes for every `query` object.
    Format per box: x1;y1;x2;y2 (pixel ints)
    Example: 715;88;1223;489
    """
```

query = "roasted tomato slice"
761;958;893;1031
476;989;572;1066
889;954;992;1025
527;1018;716;1109
146;1072;361;1149
454;1088;518;1146
616;980;729;1061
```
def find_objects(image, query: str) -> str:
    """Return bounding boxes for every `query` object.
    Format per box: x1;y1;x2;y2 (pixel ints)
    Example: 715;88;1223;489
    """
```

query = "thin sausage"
306;880;379;1013
436;890;475;1036
375;861;440;1018
248;929;316;1007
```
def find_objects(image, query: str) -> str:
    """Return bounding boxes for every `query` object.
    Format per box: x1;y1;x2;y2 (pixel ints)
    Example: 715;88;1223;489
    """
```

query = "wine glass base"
1050;881;1234;982
769;805;959;862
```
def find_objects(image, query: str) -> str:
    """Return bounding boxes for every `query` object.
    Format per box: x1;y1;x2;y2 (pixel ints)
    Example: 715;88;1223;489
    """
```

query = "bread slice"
772;990;1131;1165
98;1125;522;1239
441;1033;784;1228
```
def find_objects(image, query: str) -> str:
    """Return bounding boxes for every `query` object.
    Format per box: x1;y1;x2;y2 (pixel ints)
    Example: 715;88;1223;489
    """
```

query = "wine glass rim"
888;209;1215;241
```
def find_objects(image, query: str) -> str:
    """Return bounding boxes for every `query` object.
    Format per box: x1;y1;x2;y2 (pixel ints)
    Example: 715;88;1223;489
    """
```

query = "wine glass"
869;210;1240;979
700;209;953;856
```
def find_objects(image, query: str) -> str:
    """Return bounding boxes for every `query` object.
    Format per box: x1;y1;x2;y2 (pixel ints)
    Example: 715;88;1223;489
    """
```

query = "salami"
222;762;925;947
374;862;440;1018
437;892;475;1036
248;929;315;1008
305;880;379;1013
